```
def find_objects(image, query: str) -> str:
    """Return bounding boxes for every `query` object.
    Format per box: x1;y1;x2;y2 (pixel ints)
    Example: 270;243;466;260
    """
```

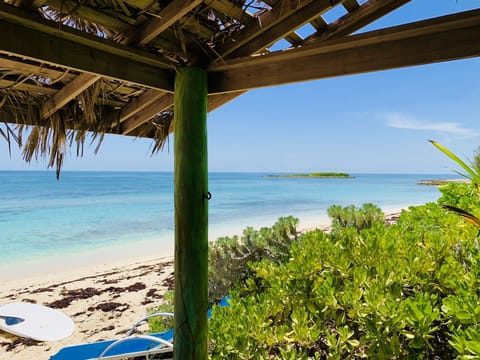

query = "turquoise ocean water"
0;171;455;267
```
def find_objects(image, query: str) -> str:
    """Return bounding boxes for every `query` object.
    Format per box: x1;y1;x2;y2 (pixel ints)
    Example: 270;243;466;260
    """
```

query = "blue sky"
1;0;480;174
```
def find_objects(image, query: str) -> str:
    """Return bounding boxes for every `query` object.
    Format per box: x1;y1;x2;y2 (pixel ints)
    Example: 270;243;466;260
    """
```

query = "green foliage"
429;140;480;187
474;146;480;172
208;216;299;304
308;172;351;178
430;140;480;230
327;203;385;232
208;195;480;359
267;173;352;178
148;290;174;333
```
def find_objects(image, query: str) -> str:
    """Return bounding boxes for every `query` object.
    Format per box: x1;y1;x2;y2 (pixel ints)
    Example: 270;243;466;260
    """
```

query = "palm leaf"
429;140;480;186
442;204;480;227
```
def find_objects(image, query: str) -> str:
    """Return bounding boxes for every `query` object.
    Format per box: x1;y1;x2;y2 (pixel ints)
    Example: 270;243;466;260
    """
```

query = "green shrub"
208;196;479;359
327;203;385;232
147;290;174;333
208;216;299;304
148;179;480;359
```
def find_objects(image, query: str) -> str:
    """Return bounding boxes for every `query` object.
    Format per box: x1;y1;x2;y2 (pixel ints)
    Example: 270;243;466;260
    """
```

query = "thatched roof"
0;0;479;176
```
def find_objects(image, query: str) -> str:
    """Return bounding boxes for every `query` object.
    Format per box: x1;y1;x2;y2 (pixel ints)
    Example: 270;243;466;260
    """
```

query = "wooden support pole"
174;67;208;360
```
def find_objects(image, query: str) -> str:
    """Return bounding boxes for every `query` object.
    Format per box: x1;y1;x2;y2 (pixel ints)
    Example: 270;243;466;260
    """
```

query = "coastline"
0;207;405;359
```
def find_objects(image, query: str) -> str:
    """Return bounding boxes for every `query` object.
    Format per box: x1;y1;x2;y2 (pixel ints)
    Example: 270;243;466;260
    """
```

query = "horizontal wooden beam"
0;3;175;92
208;9;480;93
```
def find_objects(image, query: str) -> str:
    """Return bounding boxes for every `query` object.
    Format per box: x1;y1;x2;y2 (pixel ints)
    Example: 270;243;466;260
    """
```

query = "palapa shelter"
0;0;479;358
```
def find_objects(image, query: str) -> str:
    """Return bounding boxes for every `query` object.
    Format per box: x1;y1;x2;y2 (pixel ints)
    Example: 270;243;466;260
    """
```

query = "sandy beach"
0;254;175;359
0;210;402;359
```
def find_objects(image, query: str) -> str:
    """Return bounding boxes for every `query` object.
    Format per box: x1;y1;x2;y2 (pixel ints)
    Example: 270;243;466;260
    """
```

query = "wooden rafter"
0;79;57;94
305;0;412;43
36;0;203;125
201;0;411;122
342;0;359;13
207;0;253;23
121;93;174;135
0;3;173;69
208;9;480;93
127;0;204;46
226;0;340;58
0;56;74;81
0;4;175;92
214;0;318;59
40;73;100;119
310;15;328;31
45;0;194;55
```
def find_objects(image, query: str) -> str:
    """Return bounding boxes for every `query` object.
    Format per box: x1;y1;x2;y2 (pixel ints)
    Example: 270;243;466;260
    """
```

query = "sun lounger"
49;296;230;360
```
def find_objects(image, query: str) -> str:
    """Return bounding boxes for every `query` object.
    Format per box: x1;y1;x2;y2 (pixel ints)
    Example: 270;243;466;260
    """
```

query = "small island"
266;172;354;179
417;179;470;185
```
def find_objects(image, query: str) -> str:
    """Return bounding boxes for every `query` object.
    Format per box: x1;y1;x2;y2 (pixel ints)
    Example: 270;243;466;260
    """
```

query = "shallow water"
0;171;453;266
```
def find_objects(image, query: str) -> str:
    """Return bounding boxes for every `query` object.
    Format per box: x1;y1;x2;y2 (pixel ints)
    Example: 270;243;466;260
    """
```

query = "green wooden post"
174;67;208;360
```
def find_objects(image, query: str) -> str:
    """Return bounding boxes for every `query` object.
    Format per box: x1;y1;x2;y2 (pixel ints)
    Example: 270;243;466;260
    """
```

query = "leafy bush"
147;290;174;333
208;216;299;304
208;199;480;359
327;203;385;232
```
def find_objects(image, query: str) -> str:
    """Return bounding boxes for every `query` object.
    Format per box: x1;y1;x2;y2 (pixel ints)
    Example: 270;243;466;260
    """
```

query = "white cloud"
384;112;479;137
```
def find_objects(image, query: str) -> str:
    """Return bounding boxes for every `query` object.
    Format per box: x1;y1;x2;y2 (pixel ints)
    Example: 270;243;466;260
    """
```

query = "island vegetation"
266;172;354;178
417;179;470;185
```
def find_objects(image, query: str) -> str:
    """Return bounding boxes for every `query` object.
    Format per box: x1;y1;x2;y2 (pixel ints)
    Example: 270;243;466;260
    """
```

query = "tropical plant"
327;203;385;232
208;216;299;304
473;146;480;172
207;198;479;359
429;140;480;188
147;290;174;333
430;140;480;230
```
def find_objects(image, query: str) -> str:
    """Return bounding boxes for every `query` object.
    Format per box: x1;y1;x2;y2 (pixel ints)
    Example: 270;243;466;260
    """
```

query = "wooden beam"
204;0;410;113
173;67;208;360
0;79;57;94
208;9;480;93
128;0;204;45
226;0;339;58
309;15;328;31
342;0;359;13
214;0;317;59
121;93;174;135
105;0;204;132
306;0;411;43
0;3;174;92
0;56;75;82
284;32;303;46
207;0;253;23
40;73;101;119
45;0;193;56
207;92;245;112
116;89;166;124
0;3;173;70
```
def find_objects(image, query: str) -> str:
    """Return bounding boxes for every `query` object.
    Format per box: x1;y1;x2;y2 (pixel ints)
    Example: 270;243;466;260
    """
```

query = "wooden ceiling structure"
0;0;479;147
0;1;479;359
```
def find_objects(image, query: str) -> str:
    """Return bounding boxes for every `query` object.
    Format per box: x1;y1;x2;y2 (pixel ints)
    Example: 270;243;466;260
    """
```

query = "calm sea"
0;171;454;267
